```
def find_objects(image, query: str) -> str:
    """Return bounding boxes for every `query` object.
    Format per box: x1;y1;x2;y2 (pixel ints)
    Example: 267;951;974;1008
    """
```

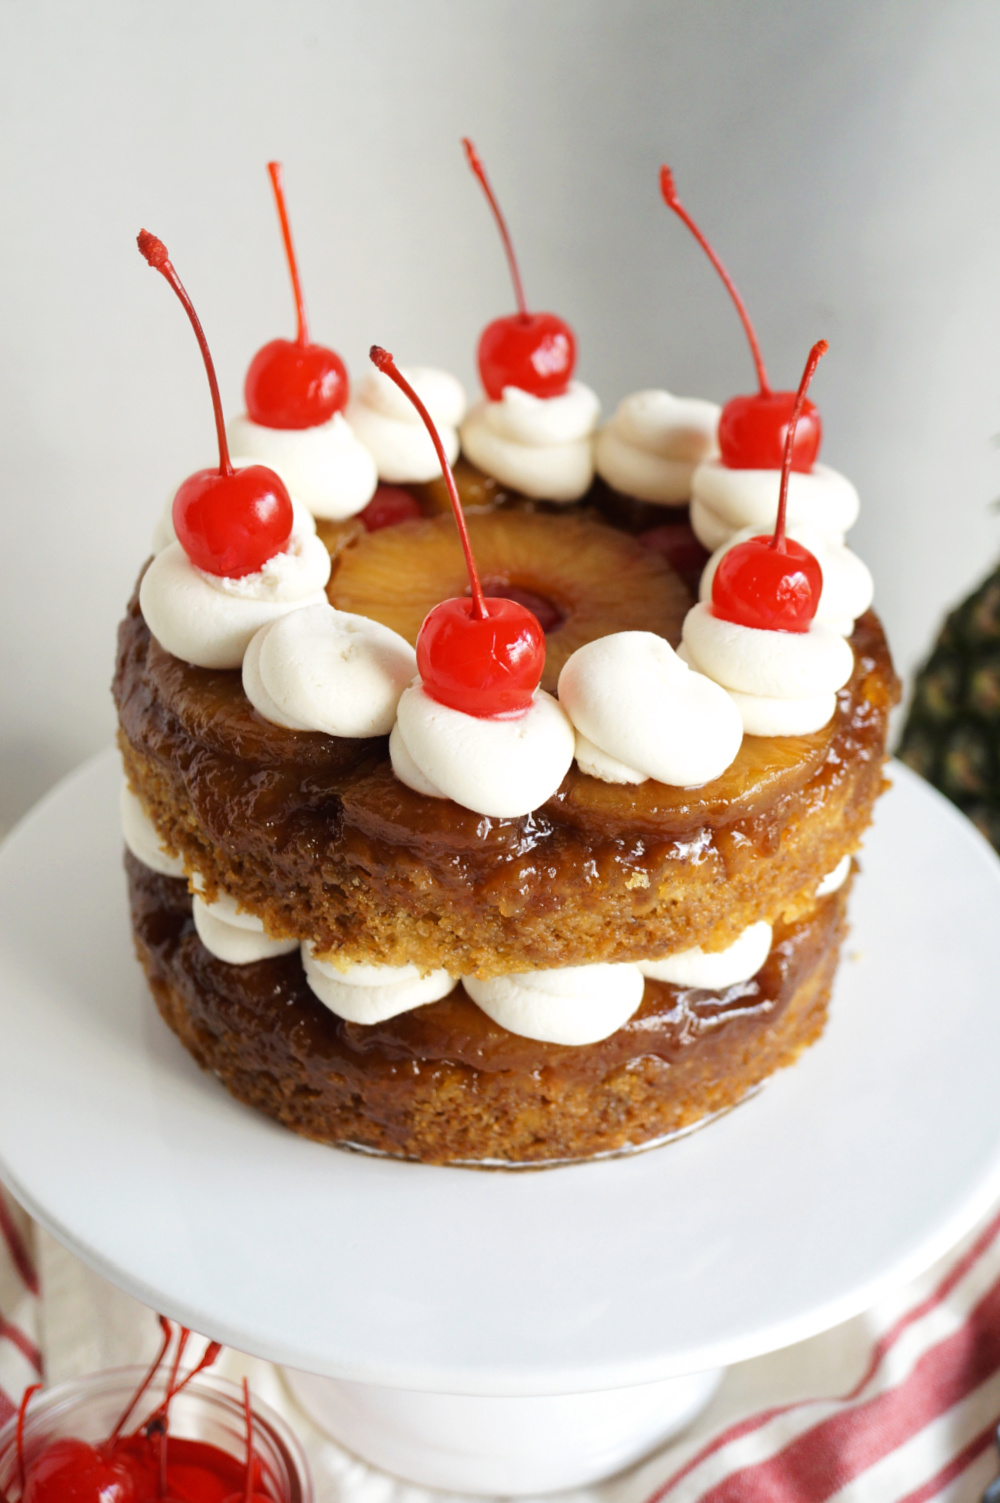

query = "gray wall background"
3;0;999;831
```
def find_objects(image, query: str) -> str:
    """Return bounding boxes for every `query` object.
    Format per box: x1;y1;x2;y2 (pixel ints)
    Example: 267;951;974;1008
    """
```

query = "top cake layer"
114;506;896;980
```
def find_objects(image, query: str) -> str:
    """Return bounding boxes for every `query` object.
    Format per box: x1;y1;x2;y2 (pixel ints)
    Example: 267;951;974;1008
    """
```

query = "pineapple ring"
326;511;691;694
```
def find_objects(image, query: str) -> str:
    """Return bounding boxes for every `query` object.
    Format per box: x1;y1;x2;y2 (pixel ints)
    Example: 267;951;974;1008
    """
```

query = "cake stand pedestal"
2;754;1000;1495
283;1367;723;1493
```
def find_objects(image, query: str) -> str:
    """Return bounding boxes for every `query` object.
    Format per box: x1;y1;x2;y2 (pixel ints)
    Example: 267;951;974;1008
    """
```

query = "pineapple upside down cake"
115;160;897;1164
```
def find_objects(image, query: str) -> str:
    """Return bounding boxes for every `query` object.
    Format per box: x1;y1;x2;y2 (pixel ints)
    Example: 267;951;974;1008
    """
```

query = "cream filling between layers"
138;535;330;670
639;921;773;989
225;413;378;520
460;381;600;502
120;783;186;878
690;461;860;552
558;631;743;787
595;390;720;504
681;602;855;737
302;945;458;1023
817;854;852;896
390;684;576;818
192;897;299;965
463;963;646;1046
346;366;467;483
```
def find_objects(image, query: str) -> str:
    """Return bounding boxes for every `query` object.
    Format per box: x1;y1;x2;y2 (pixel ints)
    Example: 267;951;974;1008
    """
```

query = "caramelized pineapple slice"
328;511;691;692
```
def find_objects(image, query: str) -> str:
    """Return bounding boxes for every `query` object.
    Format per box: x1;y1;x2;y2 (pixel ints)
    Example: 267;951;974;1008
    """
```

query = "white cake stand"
2;752;1000;1493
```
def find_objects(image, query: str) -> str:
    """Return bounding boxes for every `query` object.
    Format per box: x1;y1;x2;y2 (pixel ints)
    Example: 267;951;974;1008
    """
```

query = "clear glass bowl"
0;1368;312;1502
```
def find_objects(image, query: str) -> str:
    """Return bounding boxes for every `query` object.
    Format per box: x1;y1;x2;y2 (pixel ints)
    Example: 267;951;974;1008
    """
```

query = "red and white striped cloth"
0;1187;41;1429
3;1181;1000;1502
637;1206;1000;1503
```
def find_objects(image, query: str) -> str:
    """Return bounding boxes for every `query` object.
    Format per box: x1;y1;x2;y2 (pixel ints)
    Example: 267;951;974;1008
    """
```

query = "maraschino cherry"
462;138;576;402
369;346;545;717
137;231;294;578
11;1319;255;1503
359;484;423;532
712;340;827;633
660;166;821;472
244;162;348;429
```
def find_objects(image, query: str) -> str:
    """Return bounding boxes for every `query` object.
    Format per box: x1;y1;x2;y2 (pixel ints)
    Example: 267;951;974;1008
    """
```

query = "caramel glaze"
128;852;847;1164
114;546;896;980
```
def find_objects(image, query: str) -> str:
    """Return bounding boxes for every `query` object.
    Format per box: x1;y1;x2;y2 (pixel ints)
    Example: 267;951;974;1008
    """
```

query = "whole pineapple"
898;564;1000;851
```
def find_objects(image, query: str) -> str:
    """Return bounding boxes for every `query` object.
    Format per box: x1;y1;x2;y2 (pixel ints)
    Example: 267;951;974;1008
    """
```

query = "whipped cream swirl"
690;460;860;552
460;381;600;502
120;783;186;878
225;414;377;520
595;390;720;504
390;685;575;818
243;605;417;737
464;961;645;1045
558;632;743;786
699;524;874;637
302;944;457;1023
639;920;772;989
192;894;298;965
681;602;855;737
346;366;467;483
139;533;330;670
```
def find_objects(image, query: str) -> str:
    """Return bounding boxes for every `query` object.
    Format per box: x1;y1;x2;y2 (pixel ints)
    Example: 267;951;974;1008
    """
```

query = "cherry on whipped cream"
13;1319;240;1503
137;231;294;578
244;162;348;430
463;138;576;402
369;345;545;717
660;167;821;473
711;339;827;633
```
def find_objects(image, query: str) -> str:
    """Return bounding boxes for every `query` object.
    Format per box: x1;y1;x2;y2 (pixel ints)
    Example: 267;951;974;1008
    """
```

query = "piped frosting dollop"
243;605;417;737
681;601;854;736
558;631;743;786
346;366;467;483
595;390;719;504
639;920;772;989
192;895;299;965
389;684;575;818
463;962;645;1045
225;412;378;520
302;944;457;1023
460;381;599;501
139;533;330;670
120;783;186;878
690;460;859;552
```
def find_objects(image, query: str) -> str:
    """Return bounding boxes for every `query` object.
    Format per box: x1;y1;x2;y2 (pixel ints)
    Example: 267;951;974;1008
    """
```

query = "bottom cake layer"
127;854;849;1166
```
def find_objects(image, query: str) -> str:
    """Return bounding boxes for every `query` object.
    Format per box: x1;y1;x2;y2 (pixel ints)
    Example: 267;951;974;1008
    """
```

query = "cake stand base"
283;1365;723;1494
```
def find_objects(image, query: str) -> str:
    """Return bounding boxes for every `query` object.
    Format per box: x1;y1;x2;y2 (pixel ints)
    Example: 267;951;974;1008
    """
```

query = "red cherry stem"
137;231;234;478
107;1315;174;1445
267;161;310;347
15;1383;42;1492
772;339;828;552
241;1378;254;1503
138;1334;223;1435
462;138;529;321
659;166;771;397
369;347;488;620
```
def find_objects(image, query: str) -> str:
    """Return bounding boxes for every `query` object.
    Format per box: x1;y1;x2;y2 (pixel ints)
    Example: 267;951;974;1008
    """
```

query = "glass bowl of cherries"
0;1322;312;1503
